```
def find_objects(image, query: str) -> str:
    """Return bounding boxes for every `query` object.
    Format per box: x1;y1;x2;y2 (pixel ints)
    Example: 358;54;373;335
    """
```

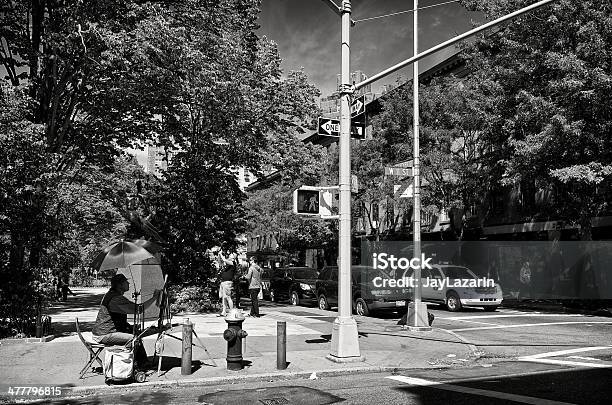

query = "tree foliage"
460;0;612;238
1;0;323;332
368;1;612;240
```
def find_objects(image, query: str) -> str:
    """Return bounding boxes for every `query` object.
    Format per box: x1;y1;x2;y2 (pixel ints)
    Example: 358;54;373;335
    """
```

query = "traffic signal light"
293;186;320;215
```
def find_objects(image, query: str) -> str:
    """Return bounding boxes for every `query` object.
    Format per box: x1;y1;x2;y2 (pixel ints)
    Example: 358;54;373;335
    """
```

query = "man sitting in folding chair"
92;274;160;367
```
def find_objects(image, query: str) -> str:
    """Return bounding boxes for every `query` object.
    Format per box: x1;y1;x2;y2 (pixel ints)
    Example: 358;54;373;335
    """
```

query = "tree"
0;86;58;335
2;0;325;298
243;138;336;261
370;75;497;239
91;1;324;281
460;0;612;239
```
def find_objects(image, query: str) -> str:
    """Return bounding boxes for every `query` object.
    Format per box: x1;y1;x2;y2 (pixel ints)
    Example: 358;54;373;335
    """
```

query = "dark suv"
269;267;319;306
315;266;411;316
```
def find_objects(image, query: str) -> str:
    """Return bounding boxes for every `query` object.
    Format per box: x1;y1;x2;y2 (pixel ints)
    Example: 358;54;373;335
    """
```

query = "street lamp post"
406;0;430;329
327;0;363;361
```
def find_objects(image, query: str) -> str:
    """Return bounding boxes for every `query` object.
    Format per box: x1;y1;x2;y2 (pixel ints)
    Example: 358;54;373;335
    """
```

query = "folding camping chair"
75;317;106;378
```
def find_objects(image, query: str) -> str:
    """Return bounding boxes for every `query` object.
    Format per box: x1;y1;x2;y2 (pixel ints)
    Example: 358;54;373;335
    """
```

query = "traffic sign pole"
406;0;429;330
328;0;362;362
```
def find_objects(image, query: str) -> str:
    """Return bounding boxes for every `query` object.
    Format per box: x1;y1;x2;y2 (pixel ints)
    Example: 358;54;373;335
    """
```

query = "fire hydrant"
223;308;248;370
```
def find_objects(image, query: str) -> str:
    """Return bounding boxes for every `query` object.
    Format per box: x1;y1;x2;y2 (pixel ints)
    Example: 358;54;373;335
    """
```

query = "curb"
62;365;447;398
0;335;55;345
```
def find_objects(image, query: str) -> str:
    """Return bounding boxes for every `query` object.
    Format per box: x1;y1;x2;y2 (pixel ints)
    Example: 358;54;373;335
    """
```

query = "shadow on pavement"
155;357;204;377
393;365;612;405
46;289;106;317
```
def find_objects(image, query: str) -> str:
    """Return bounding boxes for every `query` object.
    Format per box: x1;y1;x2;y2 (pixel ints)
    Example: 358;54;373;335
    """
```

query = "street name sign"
350;95;365;117
318;118;365;139
385;166;413;177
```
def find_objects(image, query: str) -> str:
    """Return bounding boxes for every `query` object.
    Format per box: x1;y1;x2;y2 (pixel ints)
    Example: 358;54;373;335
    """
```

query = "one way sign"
318;118;365;139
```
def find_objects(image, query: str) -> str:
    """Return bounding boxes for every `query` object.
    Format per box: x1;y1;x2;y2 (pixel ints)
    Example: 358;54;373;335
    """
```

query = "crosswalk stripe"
524;346;612;359
518;346;612;368
386;375;576;405
518;358;612;369
440;313;584;320
449;321;612;332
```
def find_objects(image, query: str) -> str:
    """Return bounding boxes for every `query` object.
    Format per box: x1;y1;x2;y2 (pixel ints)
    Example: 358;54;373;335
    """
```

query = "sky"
257;0;482;97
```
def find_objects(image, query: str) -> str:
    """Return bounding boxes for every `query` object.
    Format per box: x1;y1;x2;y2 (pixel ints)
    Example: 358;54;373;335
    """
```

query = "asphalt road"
34;362;612;404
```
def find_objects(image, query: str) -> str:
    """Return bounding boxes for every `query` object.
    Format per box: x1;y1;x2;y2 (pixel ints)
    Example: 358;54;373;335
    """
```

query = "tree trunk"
9;233;25;274
29;0;44;103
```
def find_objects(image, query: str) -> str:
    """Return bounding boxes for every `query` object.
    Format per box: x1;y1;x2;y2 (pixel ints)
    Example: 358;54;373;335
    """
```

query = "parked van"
315;266;412;316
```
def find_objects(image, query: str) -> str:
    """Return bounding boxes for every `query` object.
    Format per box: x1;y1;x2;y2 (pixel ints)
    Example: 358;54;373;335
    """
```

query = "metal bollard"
181;318;192;375
277;321;287;370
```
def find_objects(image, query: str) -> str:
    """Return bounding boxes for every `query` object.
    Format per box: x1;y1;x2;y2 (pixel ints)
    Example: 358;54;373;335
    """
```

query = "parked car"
269;267;319;306
416;264;503;312
315;266;411;316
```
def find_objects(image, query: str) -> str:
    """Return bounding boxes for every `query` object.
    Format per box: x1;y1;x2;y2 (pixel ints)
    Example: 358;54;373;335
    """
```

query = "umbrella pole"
132;290;140;337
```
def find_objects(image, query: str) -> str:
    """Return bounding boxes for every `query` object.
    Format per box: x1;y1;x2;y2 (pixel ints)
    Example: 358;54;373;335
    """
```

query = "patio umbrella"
91;239;161;271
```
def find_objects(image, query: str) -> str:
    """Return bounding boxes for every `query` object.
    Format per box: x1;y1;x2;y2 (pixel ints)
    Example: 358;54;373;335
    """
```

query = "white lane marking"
519;346;612;369
518;358;612;369
441;313;584;320
567;356;602;361
525;346;612;359
450;321;612;332
387;375;576;405
446;319;499;326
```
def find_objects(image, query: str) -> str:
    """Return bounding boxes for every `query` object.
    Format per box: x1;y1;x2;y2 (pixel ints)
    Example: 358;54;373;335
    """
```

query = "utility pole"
407;0;429;330
322;0;363;361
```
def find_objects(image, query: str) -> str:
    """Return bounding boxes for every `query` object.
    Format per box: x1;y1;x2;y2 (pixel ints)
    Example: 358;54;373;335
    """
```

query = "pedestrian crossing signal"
293;187;320;215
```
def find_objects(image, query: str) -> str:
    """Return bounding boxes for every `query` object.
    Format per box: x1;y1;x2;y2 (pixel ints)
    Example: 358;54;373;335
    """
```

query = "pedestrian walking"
58;275;76;301
244;257;263;317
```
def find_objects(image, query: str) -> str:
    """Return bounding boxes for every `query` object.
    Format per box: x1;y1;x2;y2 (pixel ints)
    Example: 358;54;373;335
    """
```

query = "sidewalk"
0;288;478;399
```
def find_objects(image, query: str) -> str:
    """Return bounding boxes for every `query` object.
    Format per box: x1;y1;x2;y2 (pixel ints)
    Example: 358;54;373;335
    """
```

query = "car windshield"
292;269;318;279
442;266;476;279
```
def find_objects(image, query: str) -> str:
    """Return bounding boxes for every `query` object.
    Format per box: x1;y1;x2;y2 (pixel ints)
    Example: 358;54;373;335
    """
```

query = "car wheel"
355;298;370;317
290;291;300;306
446;292;462;312
318;294;330;310
270;289;277;302
483;306;498;312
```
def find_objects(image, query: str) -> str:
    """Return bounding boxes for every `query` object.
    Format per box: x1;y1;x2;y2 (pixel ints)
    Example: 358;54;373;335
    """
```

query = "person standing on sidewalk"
218;249;236;316
244;257;263;317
